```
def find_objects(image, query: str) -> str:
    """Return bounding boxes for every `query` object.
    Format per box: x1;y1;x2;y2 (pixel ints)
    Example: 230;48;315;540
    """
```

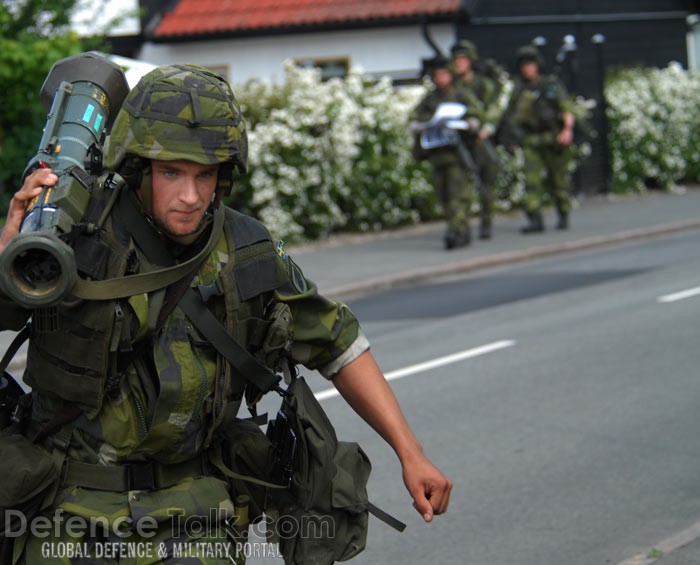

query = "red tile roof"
154;0;463;38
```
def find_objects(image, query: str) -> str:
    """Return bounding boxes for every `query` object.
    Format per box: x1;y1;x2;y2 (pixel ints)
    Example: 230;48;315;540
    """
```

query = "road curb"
323;217;700;298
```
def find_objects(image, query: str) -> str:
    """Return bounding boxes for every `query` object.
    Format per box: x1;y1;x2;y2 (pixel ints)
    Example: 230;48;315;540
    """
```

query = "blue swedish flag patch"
276;240;287;260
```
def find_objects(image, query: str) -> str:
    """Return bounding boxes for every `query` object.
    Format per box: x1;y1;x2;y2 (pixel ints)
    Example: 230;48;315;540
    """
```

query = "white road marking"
314;340;517;401
617;518;700;564
657;285;700;303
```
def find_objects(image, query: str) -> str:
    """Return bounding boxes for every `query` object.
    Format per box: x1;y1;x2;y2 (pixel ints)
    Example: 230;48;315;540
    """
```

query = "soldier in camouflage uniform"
0;64;452;564
450;40;505;240
501;45;575;233
412;55;473;250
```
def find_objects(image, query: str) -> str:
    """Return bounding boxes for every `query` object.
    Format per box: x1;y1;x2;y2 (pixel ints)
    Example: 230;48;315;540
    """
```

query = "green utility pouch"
267;376;374;565
0;433;59;538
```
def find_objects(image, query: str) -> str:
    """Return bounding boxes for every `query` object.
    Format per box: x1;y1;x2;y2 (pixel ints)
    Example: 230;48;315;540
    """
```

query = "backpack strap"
177;290;282;395
367;502;406;532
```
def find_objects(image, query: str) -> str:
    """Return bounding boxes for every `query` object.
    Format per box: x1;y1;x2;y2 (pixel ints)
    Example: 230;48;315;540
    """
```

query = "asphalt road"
249;228;700;565
4;227;699;564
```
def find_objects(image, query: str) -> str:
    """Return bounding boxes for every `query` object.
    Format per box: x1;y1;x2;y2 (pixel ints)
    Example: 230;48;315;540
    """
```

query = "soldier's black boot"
444;229;470;250
556;212;569;230
455;229;471;248
444;231;457;250
520;213;544;234
479;219;492;240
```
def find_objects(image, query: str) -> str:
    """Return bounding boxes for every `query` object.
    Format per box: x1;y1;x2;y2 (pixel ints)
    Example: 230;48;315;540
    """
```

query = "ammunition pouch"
211;376;404;565
266;376;396;565
210;417;281;524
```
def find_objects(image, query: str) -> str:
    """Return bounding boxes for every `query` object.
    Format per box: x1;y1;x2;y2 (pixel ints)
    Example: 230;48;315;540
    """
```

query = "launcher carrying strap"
69;194;225;301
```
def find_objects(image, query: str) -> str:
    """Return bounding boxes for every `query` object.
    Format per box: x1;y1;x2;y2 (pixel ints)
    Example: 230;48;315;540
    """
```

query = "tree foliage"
0;0;85;198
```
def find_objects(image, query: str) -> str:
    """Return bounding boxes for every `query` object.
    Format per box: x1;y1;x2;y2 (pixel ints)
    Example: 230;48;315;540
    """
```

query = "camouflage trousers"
522;138;573;216
431;162;471;236
431;158;493;236
11;477;255;564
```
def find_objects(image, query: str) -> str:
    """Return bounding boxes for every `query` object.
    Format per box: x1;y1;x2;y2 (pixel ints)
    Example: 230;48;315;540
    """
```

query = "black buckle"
126;462;157;491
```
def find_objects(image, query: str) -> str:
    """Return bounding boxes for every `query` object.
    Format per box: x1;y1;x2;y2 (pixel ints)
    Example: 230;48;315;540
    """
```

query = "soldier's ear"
118;155;147;190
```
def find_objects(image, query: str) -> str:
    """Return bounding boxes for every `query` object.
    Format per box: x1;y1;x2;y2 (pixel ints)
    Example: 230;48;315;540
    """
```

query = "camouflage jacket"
453;72;503;134
0;195;367;541
0;201;366;464
412;86;470;167
501;74;573;144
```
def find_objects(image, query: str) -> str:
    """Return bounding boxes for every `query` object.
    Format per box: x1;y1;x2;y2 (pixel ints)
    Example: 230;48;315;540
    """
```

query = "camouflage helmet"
451;40;479;62
104;64;248;174
516;45;545;67
427;54;451;74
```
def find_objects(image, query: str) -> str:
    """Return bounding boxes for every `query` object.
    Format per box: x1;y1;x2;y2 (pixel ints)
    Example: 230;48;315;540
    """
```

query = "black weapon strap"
177;291;281;395
0;324;30;376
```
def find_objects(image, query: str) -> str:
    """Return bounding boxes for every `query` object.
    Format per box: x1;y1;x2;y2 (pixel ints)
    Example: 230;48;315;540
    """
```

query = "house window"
205;64;231;82
295;57;349;80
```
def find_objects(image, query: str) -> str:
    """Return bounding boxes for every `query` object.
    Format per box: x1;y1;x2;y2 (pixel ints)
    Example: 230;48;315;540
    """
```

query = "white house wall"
138;23;456;86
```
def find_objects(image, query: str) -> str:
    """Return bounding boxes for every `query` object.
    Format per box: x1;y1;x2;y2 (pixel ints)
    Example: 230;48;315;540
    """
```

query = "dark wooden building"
117;0;699;194
454;0;697;193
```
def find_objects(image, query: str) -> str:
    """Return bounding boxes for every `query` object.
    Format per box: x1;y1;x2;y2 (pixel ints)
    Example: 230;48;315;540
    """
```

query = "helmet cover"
105;64;247;174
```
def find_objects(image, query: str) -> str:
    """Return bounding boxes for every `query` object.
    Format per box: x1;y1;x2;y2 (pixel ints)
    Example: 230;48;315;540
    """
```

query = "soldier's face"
520;61;540;82
453;54;472;75
148;159;219;237
433;68;453;90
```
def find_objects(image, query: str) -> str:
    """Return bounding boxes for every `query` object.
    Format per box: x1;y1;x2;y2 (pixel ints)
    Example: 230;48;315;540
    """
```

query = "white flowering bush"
606;63;700;192
231;61;437;241
229;61;599;242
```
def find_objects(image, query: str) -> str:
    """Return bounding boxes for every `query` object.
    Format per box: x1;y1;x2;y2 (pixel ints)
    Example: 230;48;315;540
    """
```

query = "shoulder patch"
286;256;309;294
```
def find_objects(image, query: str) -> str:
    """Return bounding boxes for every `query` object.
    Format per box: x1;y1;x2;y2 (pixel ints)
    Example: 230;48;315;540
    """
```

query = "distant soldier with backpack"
500;45;576;233
412;55;475;249
450;40;505;240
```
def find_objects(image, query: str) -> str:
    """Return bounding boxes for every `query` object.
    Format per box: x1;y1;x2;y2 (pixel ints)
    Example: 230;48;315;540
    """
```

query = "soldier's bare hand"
402;453;453;522
478;128;491;142
557;126;574;147
0;168;57;253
